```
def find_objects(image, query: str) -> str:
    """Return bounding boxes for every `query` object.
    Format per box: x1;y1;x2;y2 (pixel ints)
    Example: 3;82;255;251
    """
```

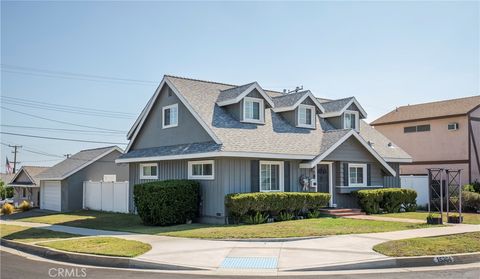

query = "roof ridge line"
395;95;480;109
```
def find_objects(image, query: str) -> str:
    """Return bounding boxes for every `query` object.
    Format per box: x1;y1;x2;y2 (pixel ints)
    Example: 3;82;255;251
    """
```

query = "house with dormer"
117;75;411;224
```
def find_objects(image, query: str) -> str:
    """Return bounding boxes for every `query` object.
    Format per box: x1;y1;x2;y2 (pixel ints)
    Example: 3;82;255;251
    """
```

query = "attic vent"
387;142;395;148
368;141;374;148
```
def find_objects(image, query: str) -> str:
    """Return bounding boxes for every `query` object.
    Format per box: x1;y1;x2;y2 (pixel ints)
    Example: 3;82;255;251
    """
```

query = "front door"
317;164;329;193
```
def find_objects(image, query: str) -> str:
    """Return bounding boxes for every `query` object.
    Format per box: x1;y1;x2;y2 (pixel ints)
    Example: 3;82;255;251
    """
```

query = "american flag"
5;157;13;174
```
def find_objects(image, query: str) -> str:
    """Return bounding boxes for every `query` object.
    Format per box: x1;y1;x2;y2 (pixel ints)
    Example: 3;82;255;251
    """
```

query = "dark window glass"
164;108;171;126
252;102;260;120
306;108;312;125
417;124;430;132
203;164;213;176
404;126;416;133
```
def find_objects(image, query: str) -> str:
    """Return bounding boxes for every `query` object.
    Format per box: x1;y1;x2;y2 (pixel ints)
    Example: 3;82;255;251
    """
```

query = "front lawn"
0;224;79;243
18;210;433;239
382;212;480;224
373;232;480;257
39;237;151;257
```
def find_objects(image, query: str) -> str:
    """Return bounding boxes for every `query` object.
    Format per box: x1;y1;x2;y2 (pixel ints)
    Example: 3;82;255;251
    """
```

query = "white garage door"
42;181;61;211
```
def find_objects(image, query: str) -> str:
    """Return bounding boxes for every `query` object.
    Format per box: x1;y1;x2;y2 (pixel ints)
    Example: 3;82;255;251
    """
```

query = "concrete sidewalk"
2;220;479;271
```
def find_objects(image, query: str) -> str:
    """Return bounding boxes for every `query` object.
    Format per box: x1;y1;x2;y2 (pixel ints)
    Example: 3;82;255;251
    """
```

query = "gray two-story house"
117;75;411;224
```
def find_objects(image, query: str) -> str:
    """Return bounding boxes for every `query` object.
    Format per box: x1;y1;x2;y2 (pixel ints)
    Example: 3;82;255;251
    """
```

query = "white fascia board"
38;147;122;181
298;130;396;176
125;78;222;152
115;151;314;164
8;184;39;188
216;82;275;108
8;167;28;185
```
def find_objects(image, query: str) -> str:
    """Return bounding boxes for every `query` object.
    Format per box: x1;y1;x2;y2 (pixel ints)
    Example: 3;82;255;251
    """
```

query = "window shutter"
284;161;290;192
251;160;260;192
367;164;371;186
343;163;349;186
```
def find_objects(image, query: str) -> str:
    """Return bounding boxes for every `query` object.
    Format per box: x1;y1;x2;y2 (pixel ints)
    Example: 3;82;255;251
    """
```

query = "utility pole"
8;145;22;173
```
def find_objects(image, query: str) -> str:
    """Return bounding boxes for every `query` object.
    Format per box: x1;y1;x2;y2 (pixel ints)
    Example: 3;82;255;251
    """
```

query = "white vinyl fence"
83;181;129;213
400;175;429;207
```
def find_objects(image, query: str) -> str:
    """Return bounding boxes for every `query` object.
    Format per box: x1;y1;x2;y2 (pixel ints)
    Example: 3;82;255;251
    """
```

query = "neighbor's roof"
8;166;49;186
122;75;410;163
372;95;480;125
0;173;14;184
37;146;122;180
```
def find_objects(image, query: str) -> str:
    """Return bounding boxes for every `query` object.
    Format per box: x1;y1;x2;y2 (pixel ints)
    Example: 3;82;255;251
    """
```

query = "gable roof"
37;146;122;180
216;82;275;107
120;75;411;165
271;90;325;113
320;97;367;118
371;95;480;125
8;166;49;186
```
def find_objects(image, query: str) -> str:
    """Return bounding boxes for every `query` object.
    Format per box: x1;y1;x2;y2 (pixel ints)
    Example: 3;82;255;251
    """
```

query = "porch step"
319;208;365;217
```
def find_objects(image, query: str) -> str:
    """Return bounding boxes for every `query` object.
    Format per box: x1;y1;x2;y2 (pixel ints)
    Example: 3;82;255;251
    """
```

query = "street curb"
286;252;480;271
0;239;206;271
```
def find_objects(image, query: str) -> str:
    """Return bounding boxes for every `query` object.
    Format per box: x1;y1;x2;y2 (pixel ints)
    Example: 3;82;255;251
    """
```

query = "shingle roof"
271;91;309;108
37;146;121;180
124;75;410;161
0;173;14;184
8;166;49;186
321;97;354;113
216;82;256;103
120;142;222;160
371;95;480;125
358;121;411;160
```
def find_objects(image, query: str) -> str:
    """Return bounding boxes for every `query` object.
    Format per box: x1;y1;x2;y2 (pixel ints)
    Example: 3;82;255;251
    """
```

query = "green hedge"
225;192;330;223
354;188;417;214
463;191;480;212
134;180;200;226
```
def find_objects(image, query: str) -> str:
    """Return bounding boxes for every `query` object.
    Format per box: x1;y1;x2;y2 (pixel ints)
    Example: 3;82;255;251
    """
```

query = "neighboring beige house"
371;95;480;184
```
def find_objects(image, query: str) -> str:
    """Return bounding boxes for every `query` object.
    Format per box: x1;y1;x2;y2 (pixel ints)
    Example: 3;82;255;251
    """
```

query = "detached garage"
37;146;129;212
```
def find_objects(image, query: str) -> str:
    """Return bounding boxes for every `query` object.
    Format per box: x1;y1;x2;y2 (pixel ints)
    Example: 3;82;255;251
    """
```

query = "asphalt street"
1;249;479;279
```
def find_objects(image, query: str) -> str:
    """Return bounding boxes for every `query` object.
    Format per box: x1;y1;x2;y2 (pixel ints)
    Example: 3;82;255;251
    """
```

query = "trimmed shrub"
225;192;330;224
463;191;480;212
354;188;417;214
19;200;31;212
1;203;14;215
134;180;200;226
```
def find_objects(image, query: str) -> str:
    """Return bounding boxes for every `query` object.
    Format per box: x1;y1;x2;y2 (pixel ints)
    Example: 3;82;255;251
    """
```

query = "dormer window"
344;111;359;130
162;104;178;129
298;104;316;128
243;97;264;123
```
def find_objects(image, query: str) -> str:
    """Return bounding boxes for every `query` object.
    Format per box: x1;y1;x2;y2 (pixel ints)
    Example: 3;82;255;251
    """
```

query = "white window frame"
242;97;264;124
259;161;284;192
344;110;359;131
162;104;178;129
188;160;215;180
140;163;158;179
448;122;459;131
348;163;367;187
297;104;316;128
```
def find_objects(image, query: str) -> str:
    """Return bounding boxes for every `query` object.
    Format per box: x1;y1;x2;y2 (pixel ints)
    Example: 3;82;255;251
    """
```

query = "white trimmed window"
344;111;359;130
243;97;264;123
140;163;158;179
162;104;178;129
348;163;367;187
298;104;316;128
188;160;214;180
260;161;284;192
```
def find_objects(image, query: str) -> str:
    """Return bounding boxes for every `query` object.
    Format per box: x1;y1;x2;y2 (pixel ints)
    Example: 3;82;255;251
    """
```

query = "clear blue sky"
1;1;479;169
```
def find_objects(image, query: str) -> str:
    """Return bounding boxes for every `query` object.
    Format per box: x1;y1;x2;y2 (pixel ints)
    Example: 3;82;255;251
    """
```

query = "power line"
1;96;137;118
1;132;127;145
1;106;126;133
1;64;159;86
1;125;126;135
